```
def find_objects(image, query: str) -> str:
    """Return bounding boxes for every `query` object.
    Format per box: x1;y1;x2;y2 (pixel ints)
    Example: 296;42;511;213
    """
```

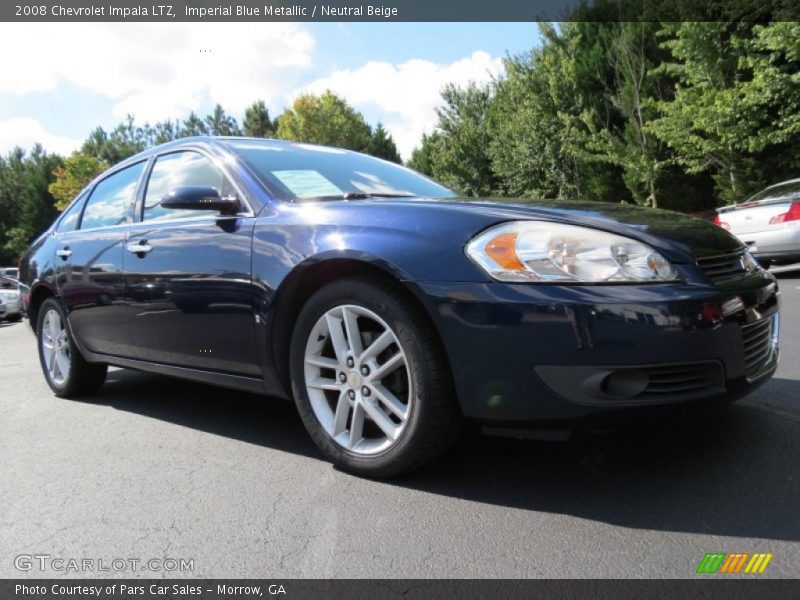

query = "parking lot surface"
2;270;800;578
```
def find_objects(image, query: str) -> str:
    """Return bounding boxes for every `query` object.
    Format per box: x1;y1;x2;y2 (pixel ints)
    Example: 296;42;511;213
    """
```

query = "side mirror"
161;186;238;215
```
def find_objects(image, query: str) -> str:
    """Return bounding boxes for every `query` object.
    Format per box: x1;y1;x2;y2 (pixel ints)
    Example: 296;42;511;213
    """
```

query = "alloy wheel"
303;304;412;455
41;308;71;386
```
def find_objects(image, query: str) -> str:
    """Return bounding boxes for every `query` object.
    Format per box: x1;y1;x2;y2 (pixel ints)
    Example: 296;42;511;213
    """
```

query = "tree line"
2;19;800;267
409;20;800;212
0;92;401;265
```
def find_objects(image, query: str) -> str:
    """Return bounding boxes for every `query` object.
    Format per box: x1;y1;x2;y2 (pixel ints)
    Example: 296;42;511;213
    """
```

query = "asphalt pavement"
2;270;799;578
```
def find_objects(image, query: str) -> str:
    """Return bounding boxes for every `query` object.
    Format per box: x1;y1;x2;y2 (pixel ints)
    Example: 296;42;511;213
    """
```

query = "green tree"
243;100;275;137
204;104;241;136
82;115;149;164
487;26;592;200
365;123;401;163
1;227;31;263
650;22;800;204
0;146;62;263
49;151;108;211
150;119;180;145
407;132;442;176
180;112;207;137
579;22;670;207
19;146;62;235
276;91;372;151
425;83;497;196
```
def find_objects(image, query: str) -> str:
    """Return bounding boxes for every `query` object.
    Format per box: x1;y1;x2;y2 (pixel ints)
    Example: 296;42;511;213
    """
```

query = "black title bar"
3;0;800;22
3;579;800;600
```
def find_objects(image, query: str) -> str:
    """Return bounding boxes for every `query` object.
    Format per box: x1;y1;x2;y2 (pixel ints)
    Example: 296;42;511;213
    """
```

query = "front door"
124;150;259;376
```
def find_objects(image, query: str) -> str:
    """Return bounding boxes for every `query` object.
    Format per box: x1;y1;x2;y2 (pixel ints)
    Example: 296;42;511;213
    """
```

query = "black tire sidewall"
290;279;442;476
37;298;73;396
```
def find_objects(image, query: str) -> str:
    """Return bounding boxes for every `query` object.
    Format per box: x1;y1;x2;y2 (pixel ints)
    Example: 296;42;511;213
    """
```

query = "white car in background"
0;276;23;322
0;298;6;320
715;179;800;269
0;267;19;279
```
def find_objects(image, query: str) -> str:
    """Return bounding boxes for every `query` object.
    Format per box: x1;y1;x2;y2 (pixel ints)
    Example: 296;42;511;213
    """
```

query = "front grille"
638;362;724;400
741;317;777;379
696;251;749;283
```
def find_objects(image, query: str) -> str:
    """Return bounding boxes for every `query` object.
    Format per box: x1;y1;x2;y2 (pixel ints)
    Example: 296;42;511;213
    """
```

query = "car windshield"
746;180;800;203
225;139;455;202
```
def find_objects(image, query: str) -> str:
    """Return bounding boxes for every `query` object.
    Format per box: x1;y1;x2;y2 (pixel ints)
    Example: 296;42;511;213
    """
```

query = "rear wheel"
37;298;107;397
290;277;461;477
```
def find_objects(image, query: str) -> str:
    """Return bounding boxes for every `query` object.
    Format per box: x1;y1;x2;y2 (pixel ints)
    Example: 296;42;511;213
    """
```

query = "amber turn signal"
484;232;525;270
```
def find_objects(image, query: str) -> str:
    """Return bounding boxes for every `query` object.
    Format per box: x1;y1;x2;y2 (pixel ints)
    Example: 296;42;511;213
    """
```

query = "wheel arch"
27;282;56;333
269;256;451;397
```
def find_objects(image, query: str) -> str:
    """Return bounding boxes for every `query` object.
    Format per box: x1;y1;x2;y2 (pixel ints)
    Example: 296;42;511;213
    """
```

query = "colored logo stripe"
697;553;726;573
719;553;748;573
745;553;773;574
696;553;773;574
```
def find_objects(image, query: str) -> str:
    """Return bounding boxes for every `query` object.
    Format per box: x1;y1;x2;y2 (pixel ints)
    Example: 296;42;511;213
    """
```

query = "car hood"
403;197;746;262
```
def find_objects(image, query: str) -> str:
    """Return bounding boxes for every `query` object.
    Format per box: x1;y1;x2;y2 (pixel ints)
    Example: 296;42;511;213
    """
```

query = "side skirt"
81;349;268;396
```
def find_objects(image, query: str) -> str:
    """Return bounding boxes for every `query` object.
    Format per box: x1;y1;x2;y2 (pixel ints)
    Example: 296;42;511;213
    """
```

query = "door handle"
126;240;153;255
56;247;72;259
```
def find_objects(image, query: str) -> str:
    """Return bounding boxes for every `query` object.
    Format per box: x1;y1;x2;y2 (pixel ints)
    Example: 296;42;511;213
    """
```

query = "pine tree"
243;100;275;138
366;123;401;163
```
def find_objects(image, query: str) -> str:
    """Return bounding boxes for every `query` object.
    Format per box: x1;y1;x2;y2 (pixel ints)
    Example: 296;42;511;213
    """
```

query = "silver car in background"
0;276;23;322
715;179;800;268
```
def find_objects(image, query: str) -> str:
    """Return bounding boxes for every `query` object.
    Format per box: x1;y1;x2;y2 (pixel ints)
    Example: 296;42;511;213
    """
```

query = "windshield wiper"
301;192;418;201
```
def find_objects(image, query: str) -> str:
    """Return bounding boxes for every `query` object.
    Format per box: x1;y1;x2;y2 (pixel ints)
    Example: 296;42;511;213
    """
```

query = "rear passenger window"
143;151;232;222
56;195;86;233
80;162;145;230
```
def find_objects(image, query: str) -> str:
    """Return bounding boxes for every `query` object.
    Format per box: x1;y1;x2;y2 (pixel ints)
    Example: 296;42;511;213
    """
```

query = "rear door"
123;150;260;376
54;161;146;357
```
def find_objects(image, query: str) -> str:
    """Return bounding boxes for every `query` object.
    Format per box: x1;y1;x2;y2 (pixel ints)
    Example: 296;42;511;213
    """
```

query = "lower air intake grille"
637;362;724;401
697;251;749;283
535;362;726;406
741;317;777;379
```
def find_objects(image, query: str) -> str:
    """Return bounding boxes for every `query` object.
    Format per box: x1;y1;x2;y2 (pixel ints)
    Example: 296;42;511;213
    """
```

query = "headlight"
466;221;679;283
742;250;760;272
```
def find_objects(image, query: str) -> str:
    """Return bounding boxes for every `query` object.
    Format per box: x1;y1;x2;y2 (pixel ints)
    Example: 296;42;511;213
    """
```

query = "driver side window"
143;151;232;222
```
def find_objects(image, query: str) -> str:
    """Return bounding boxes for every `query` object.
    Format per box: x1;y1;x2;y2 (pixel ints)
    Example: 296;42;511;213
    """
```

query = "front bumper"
416;271;779;427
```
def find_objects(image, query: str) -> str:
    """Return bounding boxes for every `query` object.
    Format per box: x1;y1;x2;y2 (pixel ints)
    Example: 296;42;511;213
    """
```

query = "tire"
36;298;107;398
8;314;22;323
756;258;772;270
290;276;462;477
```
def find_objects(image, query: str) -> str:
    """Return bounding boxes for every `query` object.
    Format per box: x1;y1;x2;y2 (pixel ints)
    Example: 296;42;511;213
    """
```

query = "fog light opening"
584;369;650;400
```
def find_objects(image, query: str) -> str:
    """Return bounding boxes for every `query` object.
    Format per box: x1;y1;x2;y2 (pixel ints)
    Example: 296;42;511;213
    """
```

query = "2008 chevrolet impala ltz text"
19;137;780;476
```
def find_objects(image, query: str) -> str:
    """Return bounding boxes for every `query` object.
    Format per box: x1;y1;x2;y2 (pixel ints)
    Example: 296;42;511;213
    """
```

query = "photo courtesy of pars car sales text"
15;584;284;596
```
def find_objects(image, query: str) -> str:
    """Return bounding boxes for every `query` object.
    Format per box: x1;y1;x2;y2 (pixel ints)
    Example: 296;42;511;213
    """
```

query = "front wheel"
290;277;461;477
37;298;107;397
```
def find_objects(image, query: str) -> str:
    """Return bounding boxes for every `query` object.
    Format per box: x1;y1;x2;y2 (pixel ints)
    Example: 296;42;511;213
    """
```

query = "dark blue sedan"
20;137;780;476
